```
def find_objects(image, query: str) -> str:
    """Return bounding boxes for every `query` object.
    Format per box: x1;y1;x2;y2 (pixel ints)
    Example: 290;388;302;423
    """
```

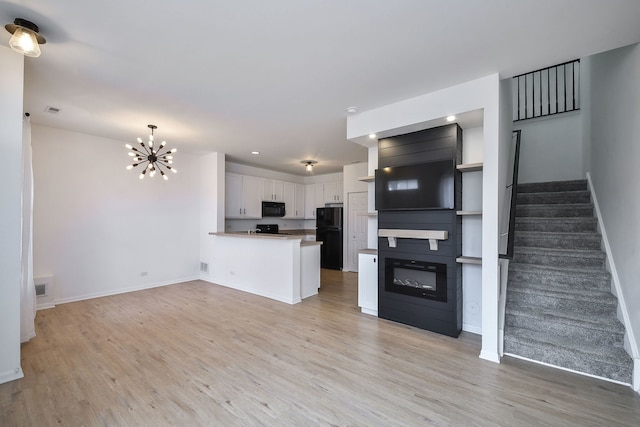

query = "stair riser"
507;292;616;314
512;253;605;269
517;192;591;205
514;235;601;250
505;314;625;347
507;268;610;289
515;220;597;233
517;180;588;193
503;340;632;384
516;205;594;218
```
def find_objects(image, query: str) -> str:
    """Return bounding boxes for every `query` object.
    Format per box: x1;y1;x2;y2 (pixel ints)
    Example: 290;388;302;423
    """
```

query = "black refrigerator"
316;207;343;270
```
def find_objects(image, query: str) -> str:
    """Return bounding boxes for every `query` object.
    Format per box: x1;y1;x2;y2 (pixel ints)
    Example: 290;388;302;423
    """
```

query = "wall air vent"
35;283;47;296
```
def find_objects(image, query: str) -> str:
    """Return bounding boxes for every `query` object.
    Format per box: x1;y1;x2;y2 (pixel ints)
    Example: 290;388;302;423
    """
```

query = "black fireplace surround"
376;124;462;338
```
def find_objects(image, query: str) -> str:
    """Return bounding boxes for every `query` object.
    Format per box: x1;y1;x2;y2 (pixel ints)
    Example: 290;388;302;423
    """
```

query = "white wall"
347;74;505;363
515;111;585;183
200;153;225;279
588;43;640;361
0;46;24;384
31;125;201;303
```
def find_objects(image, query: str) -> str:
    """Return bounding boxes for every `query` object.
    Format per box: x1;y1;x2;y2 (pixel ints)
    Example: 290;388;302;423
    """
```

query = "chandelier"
126;125;177;180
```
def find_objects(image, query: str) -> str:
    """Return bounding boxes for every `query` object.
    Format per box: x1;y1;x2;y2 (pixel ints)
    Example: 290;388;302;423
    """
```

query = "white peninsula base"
207;233;321;304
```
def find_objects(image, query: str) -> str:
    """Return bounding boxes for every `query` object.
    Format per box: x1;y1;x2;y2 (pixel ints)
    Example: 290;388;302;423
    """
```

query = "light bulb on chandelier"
125;124;178;180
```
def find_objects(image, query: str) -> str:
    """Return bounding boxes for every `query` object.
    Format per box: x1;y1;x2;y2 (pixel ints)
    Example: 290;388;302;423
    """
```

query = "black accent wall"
377;124;463;337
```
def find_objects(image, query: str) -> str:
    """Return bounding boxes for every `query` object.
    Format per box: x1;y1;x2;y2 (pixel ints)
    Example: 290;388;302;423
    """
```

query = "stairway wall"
588;44;640;389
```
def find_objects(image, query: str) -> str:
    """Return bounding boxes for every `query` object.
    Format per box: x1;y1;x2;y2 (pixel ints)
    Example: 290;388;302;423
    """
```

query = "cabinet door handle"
239;208;242;215
243;208;246;214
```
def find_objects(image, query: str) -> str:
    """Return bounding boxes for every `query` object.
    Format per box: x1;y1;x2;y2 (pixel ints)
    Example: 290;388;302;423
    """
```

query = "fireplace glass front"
385;258;447;302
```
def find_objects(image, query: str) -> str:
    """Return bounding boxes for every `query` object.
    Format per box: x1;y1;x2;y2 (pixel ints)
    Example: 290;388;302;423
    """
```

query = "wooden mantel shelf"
378;229;448;240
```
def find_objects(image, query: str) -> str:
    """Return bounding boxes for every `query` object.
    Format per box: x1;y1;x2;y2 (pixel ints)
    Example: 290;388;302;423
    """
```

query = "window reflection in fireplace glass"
393;267;436;290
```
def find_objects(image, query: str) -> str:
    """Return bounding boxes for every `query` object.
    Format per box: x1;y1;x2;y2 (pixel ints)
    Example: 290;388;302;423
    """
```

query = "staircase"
504;179;633;384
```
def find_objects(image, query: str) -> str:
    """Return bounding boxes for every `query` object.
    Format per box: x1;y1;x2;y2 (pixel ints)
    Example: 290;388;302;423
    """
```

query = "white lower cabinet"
357;252;378;316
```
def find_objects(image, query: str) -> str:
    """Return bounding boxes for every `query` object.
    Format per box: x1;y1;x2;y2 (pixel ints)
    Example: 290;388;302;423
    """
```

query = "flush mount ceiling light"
126;125;177;180
369;133;377;139
301;160;317;172
446;115;456;122
5;18;46;57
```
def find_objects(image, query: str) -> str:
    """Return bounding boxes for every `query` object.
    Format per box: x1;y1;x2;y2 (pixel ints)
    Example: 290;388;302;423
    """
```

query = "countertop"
209;232;322;246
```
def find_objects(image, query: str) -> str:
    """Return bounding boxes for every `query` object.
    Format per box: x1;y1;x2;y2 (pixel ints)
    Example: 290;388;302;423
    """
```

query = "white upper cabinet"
294;183;305;219
225;173;262;219
262;179;284;202
283;182;305;218
323;181;343;203
304;183;326;219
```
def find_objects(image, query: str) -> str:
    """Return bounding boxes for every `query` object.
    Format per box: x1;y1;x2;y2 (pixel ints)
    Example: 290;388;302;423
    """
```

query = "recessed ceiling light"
251;151;260;155
369;133;377;139
346;106;358;114
446;115;456;122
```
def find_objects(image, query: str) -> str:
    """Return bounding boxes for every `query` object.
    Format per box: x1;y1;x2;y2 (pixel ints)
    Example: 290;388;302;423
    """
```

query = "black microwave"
262;201;285;217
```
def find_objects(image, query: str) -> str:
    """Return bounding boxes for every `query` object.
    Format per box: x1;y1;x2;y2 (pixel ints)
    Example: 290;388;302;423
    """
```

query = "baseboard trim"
360;307;378;317
0;367;24;385
199;278;301;305
586;172;639;392
53;276;200;305
463;323;482;335
504;352;632;387
479;350;500;363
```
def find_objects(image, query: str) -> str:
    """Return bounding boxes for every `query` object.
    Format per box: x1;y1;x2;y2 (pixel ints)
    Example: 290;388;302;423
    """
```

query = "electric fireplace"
385;258;447;302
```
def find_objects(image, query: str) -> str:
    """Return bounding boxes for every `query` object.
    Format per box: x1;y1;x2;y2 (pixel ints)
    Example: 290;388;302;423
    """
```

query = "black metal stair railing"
499;130;521;260
513;59;580;121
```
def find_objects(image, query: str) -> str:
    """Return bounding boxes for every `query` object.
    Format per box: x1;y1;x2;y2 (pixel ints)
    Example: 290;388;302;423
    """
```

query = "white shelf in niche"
456;256;482;265
358;175;375;182
457;210;482;216
457;163;483;172
358;211;378;216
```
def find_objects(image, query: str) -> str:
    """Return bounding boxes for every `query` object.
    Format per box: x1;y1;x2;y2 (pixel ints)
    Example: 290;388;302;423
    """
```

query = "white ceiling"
2;1;640;175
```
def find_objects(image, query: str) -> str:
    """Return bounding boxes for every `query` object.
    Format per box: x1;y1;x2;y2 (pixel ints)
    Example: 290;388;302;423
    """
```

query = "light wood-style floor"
2;270;639;426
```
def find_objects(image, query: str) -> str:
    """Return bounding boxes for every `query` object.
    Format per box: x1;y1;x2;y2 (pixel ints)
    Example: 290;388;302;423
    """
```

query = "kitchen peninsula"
208;232;321;304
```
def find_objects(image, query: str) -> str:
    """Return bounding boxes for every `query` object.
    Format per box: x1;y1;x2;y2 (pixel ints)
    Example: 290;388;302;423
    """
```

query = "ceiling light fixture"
302;160;317;172
5;18;46;58
446;115;456;122
126;125;177;180
251;151;260;155
346;106;358;114
369;133;377;139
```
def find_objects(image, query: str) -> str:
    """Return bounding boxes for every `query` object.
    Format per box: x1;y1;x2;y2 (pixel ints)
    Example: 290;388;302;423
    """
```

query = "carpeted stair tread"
505;305;622;334
517;180;588;193
517;190;591;205
507;290;616;315
514;231;602;250
512;246;606;269
507;281;618;306
508;263;610;289
505;309;626;349
504;329;633;384
515;217;597;232
516;203;594;218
